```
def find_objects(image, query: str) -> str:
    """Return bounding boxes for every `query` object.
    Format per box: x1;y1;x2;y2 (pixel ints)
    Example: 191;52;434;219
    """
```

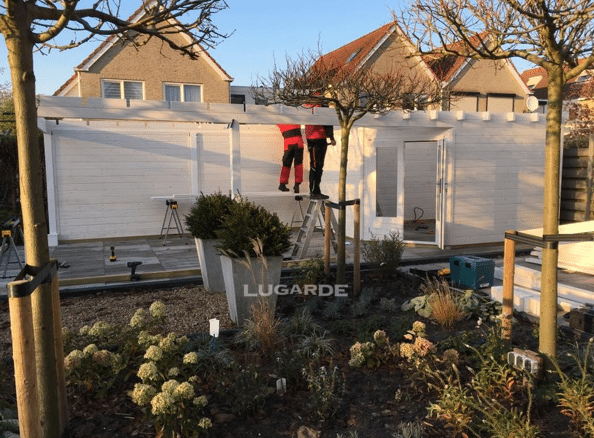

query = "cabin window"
164;83;202;103
376;147;398;217
102;80;144;100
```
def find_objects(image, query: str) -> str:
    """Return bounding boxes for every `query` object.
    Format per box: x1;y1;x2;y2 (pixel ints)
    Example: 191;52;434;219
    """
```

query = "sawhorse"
1;218;25;278
159;199;188;246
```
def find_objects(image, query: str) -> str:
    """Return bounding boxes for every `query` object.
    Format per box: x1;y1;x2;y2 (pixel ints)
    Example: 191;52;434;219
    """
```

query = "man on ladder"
277;124;304;194
305;124;335;199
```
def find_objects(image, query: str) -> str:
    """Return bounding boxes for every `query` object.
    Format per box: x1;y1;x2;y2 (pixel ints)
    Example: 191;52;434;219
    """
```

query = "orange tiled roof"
315;22;396;71
520;62;594;100
314;23;489;85
423;32;489;82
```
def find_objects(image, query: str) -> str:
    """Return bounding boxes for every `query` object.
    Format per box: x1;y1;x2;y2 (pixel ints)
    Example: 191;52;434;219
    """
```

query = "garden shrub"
553;339;594;437
185;191;234;240
290;257;326;287
362;230;405;274
303;362;344;422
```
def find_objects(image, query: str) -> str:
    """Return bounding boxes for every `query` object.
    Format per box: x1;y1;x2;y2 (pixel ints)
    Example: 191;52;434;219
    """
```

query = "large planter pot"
195;238;226;293
220;254;283;326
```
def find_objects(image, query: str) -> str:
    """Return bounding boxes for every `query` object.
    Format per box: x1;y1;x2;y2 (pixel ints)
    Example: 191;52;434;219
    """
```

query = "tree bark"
336;125;349;283
5;6;64;436
539;66;563;361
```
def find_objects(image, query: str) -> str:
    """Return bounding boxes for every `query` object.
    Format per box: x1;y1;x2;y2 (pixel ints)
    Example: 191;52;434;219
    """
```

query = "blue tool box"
449;255;495;289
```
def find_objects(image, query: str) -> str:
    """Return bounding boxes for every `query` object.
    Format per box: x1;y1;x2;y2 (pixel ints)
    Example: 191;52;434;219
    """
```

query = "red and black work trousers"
279;143;304;184
307;139;328;194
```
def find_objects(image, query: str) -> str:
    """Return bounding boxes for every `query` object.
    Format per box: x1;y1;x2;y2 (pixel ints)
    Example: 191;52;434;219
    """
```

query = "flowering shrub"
64;344;124;397
348;329;399;368
400;321;436;362
348;322;437;370
62;300;168;397
132;331;213;437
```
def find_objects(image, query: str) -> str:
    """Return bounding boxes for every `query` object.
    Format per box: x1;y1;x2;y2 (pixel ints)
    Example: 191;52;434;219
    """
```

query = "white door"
402;140;447;247
435;139;447;249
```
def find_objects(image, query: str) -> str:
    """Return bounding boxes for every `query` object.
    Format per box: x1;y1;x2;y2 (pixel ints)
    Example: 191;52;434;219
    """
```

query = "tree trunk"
5;9;64;436
539;66;563;361
336;125;350;283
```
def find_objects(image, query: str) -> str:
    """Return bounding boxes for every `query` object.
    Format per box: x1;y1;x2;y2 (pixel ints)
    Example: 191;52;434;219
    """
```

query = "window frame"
163;82;203;103
101;79;145;100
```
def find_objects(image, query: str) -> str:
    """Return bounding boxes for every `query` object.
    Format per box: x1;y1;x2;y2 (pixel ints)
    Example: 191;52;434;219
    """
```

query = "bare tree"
253;42;443;283
402;0;594;360
0;1;228;436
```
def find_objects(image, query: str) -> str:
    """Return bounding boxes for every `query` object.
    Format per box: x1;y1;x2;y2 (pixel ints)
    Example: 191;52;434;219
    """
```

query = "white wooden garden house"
38;96;547;249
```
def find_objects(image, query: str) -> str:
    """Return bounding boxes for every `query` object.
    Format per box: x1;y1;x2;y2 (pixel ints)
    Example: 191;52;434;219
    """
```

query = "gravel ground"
0;284;236;359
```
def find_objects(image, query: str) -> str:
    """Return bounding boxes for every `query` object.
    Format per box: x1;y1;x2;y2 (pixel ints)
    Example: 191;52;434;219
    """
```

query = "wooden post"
502;232;516;346
51;262;68;434
586;134;593;220
353;200;361;296
324;203;331;277
9;288;42;438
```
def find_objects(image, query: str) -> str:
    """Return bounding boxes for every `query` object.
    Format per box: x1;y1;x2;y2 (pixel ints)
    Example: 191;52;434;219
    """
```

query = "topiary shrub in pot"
185;191;234;293
216;196;292;326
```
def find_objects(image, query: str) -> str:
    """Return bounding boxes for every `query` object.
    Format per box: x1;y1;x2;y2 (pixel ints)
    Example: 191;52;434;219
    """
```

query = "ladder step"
292;199;337;259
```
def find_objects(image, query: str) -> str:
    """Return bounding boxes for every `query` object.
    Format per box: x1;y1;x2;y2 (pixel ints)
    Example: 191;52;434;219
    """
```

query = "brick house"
54;6;232;103
317;23;532;113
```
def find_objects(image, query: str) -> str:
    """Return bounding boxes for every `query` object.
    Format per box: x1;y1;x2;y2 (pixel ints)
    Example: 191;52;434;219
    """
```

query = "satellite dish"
526;96;539;112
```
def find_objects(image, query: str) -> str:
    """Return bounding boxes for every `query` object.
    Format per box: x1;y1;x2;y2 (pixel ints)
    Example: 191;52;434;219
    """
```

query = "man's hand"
329;139;337;146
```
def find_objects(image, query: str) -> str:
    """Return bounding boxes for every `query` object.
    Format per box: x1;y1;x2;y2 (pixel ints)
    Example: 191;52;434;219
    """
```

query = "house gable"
449;58;531;112
54;12;232;103
319;24;530;113
317;22;435;81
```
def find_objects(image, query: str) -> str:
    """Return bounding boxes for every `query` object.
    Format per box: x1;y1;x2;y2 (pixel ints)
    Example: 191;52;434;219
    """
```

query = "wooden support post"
586;134;593;220
324;203;331;278
502;232;516;346
51;263;68;434
353;200;361;296
9;289;42;438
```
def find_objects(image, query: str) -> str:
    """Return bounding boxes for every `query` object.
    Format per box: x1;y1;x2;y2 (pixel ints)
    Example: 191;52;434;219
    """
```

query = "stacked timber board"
523;221;594;275
490;264;594;317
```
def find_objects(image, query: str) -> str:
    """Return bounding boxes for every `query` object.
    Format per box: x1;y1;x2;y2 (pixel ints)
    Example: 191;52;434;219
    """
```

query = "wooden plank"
586;135;593;220
561;189;589;201
563;167;589;178
561;200;586;212
562;179;588;190
560;210;586;222
563;157;590;168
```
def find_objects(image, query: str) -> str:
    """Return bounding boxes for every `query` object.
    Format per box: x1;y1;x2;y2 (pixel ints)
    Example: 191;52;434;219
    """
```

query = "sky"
0;0;533;96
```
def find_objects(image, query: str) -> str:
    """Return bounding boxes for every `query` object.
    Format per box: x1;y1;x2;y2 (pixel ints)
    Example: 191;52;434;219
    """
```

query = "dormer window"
575;73;590;83
347;48;362;62
526;76;542;90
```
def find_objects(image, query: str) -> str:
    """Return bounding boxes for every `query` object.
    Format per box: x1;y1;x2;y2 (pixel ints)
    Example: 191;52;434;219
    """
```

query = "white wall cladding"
50;127;192;240
40;97;547;247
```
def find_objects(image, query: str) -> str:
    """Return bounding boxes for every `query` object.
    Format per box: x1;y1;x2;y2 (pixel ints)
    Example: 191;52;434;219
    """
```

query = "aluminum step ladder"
291;199;337;259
